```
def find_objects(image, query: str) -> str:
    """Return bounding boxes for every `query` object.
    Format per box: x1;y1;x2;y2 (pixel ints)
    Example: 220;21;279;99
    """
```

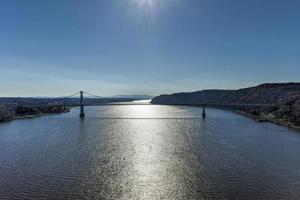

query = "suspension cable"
52;91;81;100
83;91;103;99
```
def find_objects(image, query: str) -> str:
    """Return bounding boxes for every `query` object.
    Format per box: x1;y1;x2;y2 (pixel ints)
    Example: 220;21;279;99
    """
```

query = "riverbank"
225;108;300;132
12;111;70;121
0;105;70;122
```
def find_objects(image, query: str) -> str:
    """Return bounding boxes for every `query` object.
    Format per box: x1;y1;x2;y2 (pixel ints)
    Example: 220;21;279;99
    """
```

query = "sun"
126;0;172;22
129;0;160;13
132;0;156;8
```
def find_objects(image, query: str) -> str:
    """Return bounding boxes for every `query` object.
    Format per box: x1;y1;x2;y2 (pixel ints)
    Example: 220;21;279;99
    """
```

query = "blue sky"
0;0;299;96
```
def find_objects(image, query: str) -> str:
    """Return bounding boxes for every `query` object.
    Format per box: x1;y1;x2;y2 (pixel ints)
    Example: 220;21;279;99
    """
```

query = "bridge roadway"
21;103;276;108
19;102;277;119
17;91;277;118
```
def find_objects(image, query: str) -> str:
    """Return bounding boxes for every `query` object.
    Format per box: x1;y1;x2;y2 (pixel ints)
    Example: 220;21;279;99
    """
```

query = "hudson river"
0;105;300;199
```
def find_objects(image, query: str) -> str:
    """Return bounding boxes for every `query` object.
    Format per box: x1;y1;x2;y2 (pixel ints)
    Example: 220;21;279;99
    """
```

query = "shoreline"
224;108;300;132
153;104;300;133
0;110;71;123
1;105;300;133
13;112;67;121
156;104;300;133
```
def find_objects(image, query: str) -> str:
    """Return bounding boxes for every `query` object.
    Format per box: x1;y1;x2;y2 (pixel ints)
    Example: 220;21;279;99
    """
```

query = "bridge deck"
21;103;276;108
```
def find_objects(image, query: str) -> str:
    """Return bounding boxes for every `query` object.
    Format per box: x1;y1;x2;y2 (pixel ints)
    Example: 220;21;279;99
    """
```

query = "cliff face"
151;83;300;127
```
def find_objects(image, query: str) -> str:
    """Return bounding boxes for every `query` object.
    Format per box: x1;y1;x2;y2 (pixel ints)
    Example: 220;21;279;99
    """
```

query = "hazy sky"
0;0;299;96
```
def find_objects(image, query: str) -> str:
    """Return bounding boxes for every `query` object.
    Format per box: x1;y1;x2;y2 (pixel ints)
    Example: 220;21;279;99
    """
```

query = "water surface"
0;105;300;199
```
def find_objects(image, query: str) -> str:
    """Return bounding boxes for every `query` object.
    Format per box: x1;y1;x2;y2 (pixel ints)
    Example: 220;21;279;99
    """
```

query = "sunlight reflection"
120;105;192;199
128;117;170;198
117;105;163;118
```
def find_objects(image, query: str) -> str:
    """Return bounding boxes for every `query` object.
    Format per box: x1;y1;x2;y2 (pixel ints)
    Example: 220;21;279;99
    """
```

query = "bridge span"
20;91;276;119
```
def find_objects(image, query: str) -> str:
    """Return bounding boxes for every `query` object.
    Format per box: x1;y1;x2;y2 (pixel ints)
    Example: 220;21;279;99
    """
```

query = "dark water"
0;105;300;200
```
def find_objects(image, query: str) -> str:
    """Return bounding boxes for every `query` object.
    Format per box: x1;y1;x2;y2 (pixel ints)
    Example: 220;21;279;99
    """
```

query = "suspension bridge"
21;91;277;119
19;91;211;119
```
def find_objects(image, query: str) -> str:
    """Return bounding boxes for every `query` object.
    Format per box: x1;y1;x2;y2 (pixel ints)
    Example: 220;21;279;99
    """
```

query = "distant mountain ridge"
151;82;300;127
112;95;153;99
151;82;300;105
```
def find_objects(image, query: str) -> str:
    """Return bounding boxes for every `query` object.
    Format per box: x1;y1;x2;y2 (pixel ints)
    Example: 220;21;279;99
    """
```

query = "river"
0;105;300;199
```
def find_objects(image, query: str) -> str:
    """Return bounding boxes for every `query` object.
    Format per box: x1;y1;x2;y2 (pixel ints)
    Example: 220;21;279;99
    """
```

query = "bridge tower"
202;105;206;119
79;91;85;118
202;92;206;119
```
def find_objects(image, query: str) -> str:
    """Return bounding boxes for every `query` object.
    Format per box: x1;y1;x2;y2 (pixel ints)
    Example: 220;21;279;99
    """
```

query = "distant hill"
151;83;300;105
151;83;300;127
112;95;153;99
